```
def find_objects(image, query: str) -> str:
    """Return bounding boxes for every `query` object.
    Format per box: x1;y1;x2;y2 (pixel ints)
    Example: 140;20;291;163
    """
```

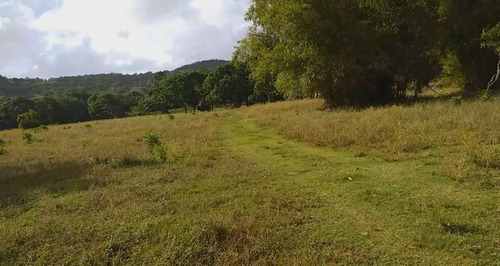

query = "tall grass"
242;99;500;183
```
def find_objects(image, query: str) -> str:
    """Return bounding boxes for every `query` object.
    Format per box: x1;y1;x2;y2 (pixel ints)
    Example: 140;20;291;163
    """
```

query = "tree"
481;23;500;91
238;0;442;108
87;93;129;120
438;0;500;91
146;71;207;113
0;97;35;130
17;109;41;129
202;64;254;107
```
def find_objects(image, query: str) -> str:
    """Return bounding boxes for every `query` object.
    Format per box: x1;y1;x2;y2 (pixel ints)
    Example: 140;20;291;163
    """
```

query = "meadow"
0;97;499;265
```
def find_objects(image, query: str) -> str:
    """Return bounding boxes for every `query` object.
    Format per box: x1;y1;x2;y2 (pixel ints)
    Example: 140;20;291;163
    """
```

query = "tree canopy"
237;0;500;108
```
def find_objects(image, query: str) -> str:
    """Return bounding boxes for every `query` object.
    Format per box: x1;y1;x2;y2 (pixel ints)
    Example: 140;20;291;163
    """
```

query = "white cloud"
0;0;251;78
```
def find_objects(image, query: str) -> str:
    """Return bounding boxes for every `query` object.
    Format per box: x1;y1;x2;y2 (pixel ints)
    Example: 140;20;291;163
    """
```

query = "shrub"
17;109;42;129
144;132;168;163
21;132;33;144
0;139;6;155
153;145;168;163
33;125;49;133
144;132;161;152
478;89;491;101
449;96;463;106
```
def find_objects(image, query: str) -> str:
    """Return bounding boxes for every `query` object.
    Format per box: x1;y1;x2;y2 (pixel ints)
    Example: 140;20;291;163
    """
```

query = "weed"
153;145;168;163
0;139;5;155
169;114;175;120
21;132;33;144
33;125;49;133
144;132;161;152
144;132;168;163
478;89;491;101
450;95;463;106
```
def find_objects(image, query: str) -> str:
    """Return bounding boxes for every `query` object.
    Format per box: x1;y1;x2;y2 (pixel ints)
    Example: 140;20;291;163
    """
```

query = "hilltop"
0;59;229;98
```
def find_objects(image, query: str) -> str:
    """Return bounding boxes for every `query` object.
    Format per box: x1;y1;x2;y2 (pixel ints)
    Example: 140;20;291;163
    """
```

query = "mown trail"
220;112;499;264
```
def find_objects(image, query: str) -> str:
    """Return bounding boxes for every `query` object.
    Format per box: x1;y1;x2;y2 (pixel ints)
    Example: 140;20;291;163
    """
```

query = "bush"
0;139;6;155
17;109;42;129
450;96;463;106
144;132;161;152
144;132;167;163
33;125;49;133
478;89;491;101
153;145;168;163
21;132;33;144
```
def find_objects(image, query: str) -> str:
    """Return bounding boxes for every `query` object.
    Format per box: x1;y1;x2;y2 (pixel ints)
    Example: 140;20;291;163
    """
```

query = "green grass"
0;99;499;264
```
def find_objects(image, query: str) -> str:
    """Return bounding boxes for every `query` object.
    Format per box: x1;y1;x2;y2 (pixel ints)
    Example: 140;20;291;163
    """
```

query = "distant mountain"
170;59;229;75
0;59;229;98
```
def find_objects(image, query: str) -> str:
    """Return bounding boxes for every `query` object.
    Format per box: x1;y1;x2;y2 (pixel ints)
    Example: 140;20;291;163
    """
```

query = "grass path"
220;112;500;264
0;109;498;264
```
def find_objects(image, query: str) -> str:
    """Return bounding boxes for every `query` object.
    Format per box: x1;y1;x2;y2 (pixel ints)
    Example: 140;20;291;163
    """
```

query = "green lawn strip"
221;114;500;264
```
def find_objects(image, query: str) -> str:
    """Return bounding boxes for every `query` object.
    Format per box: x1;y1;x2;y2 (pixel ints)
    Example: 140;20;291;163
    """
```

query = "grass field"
0;98;499;265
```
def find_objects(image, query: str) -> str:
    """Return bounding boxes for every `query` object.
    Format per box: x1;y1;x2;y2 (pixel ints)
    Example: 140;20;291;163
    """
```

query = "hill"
0;98;498;264
0;59;229;98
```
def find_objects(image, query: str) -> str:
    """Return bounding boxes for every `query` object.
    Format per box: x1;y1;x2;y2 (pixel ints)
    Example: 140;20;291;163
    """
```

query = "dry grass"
242;98;500;184
1;98;499;264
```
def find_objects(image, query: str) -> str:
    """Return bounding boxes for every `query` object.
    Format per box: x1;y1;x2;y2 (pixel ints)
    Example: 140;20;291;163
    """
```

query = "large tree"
146;71;207;113
202;64;254;107
438;0;500;91
238;0;443;108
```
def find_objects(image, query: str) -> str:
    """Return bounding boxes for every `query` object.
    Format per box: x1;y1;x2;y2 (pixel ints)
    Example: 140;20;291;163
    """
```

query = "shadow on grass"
0;161;99;209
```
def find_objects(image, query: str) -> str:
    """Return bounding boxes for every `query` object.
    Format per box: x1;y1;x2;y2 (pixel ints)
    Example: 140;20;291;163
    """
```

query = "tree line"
235;0;500;108
0;62;278;130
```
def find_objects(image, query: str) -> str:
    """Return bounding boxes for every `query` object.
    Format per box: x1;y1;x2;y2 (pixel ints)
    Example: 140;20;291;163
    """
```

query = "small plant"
449;96;463;106
169;114;175;120
144;132;161;152
33;125;49;133
478;89;491;101
153;145;168;163
0;139;6;155
85;124;92;128
21;132;33;144
144;132;167;163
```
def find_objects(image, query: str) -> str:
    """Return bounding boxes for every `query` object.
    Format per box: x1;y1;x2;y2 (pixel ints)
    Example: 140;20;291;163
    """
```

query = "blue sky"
0;0;251;78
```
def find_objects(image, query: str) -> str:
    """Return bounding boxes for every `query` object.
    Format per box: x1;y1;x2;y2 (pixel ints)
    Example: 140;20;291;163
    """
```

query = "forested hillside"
0;60;228;98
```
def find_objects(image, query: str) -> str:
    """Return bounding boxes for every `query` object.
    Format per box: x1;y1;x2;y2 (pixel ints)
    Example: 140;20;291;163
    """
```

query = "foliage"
439;1;500;91
87;92;142;120
21;131;33;144
202;63;254;107
17;109;41;129
450;96;464;106
144;132;161;153
145;71;207;113
144;132;168;163
478;89;491;101
481;23;500;91
235;0;500;107
0;60;228;98
153;145;168;163
238;0;443;107
0;97;35;130
0;139;5;155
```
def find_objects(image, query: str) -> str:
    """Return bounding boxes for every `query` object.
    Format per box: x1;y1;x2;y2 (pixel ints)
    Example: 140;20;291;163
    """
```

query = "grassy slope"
0;99;499;264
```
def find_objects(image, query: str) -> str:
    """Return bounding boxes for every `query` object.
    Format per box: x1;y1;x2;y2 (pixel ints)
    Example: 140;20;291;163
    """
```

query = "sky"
0;0;251;78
